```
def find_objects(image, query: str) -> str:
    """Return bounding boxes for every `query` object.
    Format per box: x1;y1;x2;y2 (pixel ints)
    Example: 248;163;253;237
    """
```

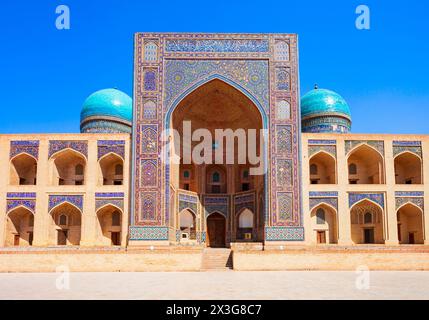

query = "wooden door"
207;213;226;247
364;228;374;244
409;233;415;244
317;231;326;244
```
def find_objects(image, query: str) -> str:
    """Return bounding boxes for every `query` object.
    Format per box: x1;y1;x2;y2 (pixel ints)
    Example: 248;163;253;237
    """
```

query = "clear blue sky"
0;0;428;134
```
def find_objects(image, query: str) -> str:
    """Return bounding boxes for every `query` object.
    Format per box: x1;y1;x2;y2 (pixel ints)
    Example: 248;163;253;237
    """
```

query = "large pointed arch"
164;75;269;228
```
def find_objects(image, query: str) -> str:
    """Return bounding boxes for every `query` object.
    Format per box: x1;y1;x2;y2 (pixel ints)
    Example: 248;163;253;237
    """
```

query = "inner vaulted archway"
350;200;385;244
309;152;337;184
168;78;266;247
397;203;424;244
347;144;385;184
4;207;34;246
394;152;422;185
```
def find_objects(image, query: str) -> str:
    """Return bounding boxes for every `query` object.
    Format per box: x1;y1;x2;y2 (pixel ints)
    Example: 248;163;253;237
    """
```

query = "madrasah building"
1;33;428;254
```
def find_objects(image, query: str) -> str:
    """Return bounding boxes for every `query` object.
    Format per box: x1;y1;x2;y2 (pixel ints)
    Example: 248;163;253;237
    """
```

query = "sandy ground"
0;271;428;300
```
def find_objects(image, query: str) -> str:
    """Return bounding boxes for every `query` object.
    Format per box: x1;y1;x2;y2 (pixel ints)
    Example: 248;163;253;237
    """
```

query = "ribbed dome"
301;88;351;120
300;87;352;133
80;88;132;133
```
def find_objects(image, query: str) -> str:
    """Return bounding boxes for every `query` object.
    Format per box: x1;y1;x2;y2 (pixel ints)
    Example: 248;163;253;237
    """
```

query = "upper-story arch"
394;151;423;185
9;153;37;185
347;143;385;184
309;151;337;184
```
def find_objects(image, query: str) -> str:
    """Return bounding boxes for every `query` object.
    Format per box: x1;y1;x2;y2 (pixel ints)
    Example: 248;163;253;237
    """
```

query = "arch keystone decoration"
97;140;125;160
10;141;39;160
345;140;385;157
48;195;83;212
349;193;385;210
49;141;88;159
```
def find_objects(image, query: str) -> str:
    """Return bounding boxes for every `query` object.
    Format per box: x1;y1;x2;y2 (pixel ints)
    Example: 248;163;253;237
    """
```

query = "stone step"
201;248;233;271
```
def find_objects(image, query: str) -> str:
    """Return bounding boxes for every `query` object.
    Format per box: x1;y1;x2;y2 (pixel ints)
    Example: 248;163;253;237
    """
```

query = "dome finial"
314;83;319;90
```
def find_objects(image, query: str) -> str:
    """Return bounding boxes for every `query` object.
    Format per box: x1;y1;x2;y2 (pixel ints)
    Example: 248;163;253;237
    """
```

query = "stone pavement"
0;271;428;300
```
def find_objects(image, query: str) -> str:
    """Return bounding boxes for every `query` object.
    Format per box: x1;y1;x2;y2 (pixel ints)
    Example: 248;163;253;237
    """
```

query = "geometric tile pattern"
129;226;169;241
265;227;304;241
10;140;39;160
48;140;88;158
48;195;84;212
97;140;125;160
349;193;384;209
6;192;37;214
345;140;384;156
396;197;424;211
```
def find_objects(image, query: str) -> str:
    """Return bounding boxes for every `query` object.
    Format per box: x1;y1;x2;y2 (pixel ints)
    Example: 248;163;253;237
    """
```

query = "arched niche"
98;153;124;185
10;154;37;185
50;202;82;246
4;207;34;246
50;149;86;186
96;204;122;246
397;203;424;244
347;144;385;184
309;152;337;184
350;199;385;244
310;204;338;244
394;152;422;185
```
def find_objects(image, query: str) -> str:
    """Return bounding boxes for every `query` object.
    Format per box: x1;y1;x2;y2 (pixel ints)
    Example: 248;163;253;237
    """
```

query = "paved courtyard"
0;271;428;300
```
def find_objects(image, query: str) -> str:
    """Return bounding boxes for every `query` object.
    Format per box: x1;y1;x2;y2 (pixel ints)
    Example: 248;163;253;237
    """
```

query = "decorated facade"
0;33;428;249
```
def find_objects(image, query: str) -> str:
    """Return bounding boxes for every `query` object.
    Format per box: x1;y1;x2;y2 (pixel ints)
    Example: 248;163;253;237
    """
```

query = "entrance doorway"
111;232;120;246
207;213;226;248
364;228;375;244
317;231;326;244
409;233;415;244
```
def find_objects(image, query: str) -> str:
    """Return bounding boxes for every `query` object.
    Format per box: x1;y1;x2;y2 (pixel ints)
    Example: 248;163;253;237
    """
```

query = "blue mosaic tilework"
308;140;337;145
129;226;169;241
165;39;270;52
393;141;422;147
7;199;36;214
345;140;384;156
7;192;36;199
95;192;125;198
48;195;83;212
395;191;424;197
97;140;126;160
265;227;305;241
49;140;88;158
309;192;338;197
349;193;384;209
204;196;229;217
309;197;338;211
396;197;424;211
164;60;269;114
10;140;39;160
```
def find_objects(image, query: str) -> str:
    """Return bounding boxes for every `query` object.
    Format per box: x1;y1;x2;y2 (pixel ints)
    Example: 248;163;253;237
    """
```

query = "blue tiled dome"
301;87;352;133
80;88;132;133
301;88;351;120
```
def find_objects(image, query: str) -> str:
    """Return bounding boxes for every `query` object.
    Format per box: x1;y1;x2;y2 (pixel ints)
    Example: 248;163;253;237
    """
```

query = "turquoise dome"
301;88;351;120
301;87;352;133
80;88;132;133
